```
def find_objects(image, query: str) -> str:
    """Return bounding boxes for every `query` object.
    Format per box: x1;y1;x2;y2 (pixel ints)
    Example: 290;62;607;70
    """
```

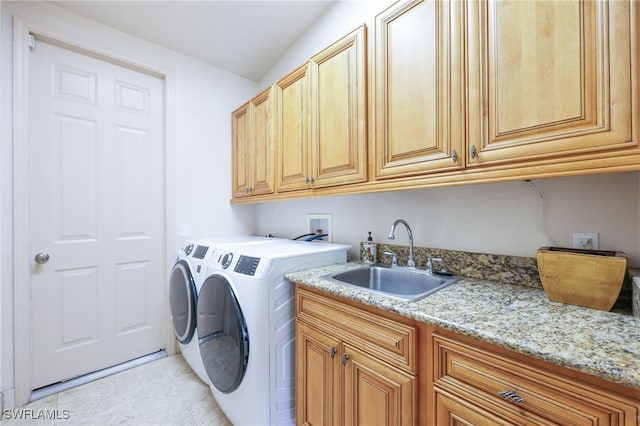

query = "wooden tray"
536;247;627;311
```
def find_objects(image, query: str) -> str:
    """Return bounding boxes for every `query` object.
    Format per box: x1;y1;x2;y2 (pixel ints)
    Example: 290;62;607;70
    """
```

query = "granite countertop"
286;262;640;391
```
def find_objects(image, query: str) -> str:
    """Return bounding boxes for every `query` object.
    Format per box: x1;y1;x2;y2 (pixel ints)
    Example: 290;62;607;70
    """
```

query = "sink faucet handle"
426;257;443;273
384;251;398;267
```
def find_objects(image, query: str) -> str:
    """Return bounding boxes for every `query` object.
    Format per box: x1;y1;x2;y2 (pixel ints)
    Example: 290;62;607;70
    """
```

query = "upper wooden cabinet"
276;23;367;193
231;87;275;199
232;0;639;203
275;63;311;193
308;25;367;188
232;103;251;198
466;0;637;166
373;0;465;179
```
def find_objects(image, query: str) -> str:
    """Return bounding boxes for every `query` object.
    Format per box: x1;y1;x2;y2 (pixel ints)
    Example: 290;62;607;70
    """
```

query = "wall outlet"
307;214;332;243
572;232;599;250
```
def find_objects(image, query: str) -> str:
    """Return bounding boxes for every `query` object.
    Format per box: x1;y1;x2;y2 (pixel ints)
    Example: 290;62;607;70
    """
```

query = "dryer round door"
197;274;249;394
169;259;197;344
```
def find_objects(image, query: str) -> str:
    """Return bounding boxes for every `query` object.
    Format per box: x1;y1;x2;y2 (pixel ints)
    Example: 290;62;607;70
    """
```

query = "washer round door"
169;259;197;344
197;274;249;394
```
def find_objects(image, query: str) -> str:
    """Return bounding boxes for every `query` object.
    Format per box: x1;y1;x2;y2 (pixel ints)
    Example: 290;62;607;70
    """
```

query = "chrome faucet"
387;219;416;268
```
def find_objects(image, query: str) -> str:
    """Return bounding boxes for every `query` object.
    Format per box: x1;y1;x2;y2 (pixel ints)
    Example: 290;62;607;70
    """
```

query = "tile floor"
2;355;231;425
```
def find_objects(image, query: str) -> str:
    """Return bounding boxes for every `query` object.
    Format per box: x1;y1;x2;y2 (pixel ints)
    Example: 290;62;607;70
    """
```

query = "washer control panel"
234;255;260;276
220;252;233;269
192;245;209;259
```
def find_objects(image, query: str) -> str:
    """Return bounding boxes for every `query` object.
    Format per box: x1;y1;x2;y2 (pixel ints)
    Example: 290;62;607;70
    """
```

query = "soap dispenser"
362;232;377;264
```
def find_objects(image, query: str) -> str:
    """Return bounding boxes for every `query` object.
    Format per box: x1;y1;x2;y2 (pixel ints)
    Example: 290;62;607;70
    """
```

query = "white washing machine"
169;236;280;384
197;240;349;425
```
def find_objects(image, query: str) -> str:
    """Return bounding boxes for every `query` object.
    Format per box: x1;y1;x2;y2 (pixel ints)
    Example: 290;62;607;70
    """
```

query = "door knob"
34;252;50;264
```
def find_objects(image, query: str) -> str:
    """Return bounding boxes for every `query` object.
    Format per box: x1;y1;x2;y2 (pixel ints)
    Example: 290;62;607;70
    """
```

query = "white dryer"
197;240;349;425
169;236;280;384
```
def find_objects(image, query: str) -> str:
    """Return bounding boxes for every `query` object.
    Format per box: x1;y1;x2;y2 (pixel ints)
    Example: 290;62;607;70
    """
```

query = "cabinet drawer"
432;331;638;425
296;287;416;373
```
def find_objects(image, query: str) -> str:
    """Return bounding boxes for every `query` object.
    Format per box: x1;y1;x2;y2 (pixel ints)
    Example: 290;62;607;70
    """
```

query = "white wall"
256;173;640;265
0;1;257;403
255;0;640;266
259;0;391;88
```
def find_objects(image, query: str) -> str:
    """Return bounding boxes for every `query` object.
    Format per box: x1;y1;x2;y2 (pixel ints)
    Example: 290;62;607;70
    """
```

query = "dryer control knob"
221;253;233;269
184;244;194;256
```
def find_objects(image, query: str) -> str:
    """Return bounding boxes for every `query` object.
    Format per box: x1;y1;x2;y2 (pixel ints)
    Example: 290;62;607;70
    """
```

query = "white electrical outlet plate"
572;232;599;250
307;214;332;243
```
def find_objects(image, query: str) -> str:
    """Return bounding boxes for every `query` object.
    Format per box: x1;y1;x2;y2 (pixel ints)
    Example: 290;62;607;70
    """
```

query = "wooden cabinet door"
232;88;275;199
231;102;251;198
343;344;417;426
374;0;464;179
466;0;635;166
276;63;311;193
250;87;275;196
309;25;367;188
296;321;341;426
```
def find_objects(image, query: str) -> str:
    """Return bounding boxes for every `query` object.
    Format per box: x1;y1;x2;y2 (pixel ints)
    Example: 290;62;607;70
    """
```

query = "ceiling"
50;1;336;81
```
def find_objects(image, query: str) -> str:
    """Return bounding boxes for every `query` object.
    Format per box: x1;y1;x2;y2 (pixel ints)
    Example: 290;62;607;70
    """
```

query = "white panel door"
29;38;166;390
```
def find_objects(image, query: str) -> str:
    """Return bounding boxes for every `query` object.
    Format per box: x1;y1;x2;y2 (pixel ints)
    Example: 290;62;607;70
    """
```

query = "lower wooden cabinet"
428;327;640;426
296;287;418;426
294;287;640;426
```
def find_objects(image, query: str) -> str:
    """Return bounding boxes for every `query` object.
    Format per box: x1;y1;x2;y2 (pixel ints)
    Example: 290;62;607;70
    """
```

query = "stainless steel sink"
323;265;460;301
